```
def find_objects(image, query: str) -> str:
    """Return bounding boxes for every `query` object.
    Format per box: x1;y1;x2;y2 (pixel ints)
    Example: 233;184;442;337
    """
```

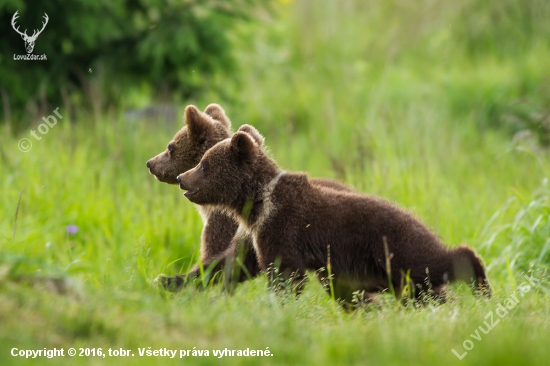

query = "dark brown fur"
147;105;350;281
166;131;492;304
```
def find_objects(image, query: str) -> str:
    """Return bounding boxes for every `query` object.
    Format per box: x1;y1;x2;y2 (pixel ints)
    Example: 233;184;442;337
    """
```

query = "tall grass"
1;0;550;365
481;178;550;284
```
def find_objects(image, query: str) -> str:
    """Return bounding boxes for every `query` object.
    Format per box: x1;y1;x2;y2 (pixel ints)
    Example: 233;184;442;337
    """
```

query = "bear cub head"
146;104;232;184
177;129;276;207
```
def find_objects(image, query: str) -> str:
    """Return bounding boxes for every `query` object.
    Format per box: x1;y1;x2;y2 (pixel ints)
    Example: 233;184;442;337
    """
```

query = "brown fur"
147;104;237;261
147;105;350;280
166;131;492;304
147;104;232;185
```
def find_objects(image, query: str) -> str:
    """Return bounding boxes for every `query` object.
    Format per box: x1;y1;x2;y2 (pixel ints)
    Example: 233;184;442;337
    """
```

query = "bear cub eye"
201;161;209;172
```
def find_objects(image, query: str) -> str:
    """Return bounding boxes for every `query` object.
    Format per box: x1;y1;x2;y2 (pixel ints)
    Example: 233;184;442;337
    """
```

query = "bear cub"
170;129;492;304
147;105;242;265
148;105;351;285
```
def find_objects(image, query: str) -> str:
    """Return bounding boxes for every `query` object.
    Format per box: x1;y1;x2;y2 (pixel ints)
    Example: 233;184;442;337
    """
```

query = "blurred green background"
1;0;550;365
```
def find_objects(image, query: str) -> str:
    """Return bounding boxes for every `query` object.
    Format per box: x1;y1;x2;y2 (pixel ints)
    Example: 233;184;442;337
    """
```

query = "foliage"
227;0;550;146
482;178;550;281
0;0;262;127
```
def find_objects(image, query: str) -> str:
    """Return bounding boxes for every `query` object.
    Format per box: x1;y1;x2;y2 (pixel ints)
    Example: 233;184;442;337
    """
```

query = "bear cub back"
177;130;492;303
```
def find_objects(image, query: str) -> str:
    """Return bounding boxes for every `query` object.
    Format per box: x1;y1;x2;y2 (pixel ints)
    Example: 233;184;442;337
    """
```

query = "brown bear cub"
147;104;241;263
169;130;492;304
147;105;351;284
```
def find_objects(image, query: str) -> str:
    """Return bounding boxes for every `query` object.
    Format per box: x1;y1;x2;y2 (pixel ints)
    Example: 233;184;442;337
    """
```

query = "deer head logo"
11;11;49;54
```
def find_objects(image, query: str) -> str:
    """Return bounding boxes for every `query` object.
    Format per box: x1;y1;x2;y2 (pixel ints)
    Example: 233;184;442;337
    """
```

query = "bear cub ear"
204;103;231;129
230;131;259;165
185;105;213;140
237;124;264;147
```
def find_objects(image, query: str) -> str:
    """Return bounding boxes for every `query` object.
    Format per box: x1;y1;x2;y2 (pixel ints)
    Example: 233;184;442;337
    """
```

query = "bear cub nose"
177;175;181;182
146;161;151;168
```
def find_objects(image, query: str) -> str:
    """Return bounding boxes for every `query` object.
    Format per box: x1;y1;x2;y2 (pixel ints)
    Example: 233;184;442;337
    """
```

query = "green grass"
2;0;550;365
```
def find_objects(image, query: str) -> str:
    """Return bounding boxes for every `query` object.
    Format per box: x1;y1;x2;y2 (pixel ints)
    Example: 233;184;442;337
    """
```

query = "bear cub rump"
176;130;492;304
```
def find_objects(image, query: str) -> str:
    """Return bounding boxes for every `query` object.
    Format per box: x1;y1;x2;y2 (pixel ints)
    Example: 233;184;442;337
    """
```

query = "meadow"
1;0;550;365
